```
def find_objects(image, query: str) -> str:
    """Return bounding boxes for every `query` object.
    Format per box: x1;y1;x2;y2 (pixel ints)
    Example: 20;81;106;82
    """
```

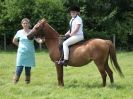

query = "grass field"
0;51;133;99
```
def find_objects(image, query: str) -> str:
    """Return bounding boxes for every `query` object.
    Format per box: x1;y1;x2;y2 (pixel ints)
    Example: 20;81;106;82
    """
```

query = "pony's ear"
41;18;46;22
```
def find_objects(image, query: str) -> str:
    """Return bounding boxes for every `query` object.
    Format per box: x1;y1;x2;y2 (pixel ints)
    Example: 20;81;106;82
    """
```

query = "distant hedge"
0;0;132;50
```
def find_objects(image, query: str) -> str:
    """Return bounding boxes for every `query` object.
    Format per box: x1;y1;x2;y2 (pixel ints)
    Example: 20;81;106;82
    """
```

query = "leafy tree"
0;0;35;34
0;0;5;33
33;0;68;33
0;0;132;50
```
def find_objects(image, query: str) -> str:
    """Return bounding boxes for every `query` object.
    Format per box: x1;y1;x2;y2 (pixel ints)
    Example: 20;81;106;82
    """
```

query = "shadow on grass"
64;82;126;89
108;83;126;89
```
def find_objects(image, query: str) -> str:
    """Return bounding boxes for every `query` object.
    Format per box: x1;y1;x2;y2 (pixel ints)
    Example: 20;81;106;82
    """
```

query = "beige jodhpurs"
63;35;84;60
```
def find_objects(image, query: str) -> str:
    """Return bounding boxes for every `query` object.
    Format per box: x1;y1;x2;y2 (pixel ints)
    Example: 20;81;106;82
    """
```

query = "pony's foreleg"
55;64;64;86
94;61;107;87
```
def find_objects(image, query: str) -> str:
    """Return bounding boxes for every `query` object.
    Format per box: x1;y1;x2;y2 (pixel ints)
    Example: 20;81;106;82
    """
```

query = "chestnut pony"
27;19;124;87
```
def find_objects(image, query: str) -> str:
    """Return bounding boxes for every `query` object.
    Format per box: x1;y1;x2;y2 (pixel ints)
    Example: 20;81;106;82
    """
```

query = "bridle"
33;20;62;40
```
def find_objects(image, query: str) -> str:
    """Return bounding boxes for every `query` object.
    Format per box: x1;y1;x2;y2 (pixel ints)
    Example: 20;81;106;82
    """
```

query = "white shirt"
69;15;83;36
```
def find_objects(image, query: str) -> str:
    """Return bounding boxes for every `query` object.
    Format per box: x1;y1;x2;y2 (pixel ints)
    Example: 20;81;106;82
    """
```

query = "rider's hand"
65;34;70;38
63;34;70;41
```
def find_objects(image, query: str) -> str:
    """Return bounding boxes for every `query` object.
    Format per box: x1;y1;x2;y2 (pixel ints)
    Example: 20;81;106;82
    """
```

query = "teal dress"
14;29;35;67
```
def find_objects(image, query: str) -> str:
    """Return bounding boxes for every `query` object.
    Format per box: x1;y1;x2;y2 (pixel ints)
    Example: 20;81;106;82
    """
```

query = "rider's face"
70;11;78;18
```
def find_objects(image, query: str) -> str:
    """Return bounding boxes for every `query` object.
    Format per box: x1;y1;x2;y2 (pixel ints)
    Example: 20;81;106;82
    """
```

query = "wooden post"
113;34;115;48
3;33;6;51
39;43;42;50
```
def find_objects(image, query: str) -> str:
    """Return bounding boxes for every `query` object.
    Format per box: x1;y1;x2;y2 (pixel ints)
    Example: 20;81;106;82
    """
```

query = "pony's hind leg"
105;62;114;84
94;60;107;87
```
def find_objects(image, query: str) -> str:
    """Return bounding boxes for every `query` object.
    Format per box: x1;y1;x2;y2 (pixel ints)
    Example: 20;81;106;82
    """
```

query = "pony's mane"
34;18;60;38
42;19;58;32
41;19;59;38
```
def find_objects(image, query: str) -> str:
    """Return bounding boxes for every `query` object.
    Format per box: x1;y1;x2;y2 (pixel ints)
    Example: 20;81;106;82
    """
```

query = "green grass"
0;51;133;99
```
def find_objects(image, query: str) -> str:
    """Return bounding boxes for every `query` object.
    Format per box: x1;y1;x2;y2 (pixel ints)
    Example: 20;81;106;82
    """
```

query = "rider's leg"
59;35;84;66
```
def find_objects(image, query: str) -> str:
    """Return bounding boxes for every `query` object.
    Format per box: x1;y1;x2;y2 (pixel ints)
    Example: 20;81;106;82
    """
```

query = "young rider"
58;5;84;66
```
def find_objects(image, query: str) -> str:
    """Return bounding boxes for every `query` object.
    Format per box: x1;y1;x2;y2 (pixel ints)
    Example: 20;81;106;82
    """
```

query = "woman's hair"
21;18;30;24
69;5;80;12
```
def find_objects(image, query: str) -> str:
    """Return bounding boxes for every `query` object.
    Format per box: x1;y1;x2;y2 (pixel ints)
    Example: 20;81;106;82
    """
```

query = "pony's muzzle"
27;29;35;40
27;35;34;40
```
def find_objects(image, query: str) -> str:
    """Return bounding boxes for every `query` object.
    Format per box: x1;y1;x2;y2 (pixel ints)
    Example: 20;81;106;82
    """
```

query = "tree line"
0;0;132;50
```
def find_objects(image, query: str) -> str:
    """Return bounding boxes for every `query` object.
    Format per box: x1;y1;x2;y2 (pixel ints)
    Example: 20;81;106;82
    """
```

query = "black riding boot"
25;75;30;84
58;60;68;66
13;75;20;84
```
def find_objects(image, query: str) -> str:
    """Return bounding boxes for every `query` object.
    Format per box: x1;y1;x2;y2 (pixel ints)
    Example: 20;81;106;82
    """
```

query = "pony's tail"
106;40;124;78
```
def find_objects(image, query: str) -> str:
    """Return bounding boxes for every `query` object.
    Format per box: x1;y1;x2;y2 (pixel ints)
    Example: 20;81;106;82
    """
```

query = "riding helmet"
69;5;80;12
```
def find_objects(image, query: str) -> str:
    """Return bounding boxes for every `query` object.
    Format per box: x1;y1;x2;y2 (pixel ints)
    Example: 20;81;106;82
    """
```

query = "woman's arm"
65;30;70;36
12;37;19;46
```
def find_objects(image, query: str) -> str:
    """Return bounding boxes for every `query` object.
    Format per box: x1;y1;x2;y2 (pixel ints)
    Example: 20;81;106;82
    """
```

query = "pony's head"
27;19;46;40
